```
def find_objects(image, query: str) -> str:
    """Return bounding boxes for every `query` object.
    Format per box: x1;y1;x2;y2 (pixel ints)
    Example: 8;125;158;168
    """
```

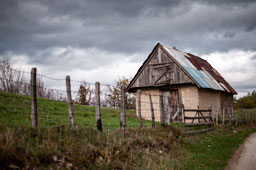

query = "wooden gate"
183;106;213;134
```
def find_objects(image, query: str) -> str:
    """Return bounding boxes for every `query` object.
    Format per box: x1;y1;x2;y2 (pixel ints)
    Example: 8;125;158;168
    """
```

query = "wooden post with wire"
137;90;143;128
120;86;126;131
160;91;165;127
66;75;75;130
222;107;225;125
148;91;155;128
179;103;183;130
216;106;220;126
31;67;38;128
95;82;103;131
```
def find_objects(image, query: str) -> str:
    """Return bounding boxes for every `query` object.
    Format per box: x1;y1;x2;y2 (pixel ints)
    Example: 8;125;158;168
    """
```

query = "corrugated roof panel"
183;66;208;88
126;43;237;94
162;44;234;93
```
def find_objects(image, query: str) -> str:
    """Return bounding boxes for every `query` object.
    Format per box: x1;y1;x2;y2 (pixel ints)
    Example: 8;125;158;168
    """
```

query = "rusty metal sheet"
162;44;237;94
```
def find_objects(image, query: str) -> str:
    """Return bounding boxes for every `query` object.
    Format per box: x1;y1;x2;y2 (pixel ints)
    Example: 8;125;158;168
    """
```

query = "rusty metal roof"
127;43;237;94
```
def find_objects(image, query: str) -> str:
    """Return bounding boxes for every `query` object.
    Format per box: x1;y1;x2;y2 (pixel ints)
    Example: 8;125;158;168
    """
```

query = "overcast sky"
1;0;256;98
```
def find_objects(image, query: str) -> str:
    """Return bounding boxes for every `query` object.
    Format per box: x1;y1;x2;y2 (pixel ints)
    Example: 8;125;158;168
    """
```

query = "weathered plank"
185;116;212;119
184;109;211;112
185;128;213;135
185;122;212;127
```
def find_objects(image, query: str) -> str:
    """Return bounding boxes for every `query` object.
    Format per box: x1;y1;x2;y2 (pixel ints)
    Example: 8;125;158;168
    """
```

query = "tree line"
234;91;256;109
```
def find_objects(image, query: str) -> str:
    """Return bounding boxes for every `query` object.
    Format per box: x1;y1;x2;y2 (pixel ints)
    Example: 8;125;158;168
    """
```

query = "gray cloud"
1;0;256;97
1;0;256;56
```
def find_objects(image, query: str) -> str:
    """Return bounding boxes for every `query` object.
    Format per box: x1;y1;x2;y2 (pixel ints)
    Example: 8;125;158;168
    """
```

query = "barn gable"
128;43;194;91
127;43;237;95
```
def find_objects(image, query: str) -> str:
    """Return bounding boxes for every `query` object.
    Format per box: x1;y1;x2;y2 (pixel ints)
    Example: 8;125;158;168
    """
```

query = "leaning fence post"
148;91;155;128
159;91;165;127
66;75;75;129
31;68;38;128
120;86;126;131
95;82;102;131
137;90;143;128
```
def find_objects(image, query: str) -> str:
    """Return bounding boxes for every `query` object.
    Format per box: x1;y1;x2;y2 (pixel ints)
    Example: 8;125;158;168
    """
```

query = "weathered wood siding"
131;47;192;88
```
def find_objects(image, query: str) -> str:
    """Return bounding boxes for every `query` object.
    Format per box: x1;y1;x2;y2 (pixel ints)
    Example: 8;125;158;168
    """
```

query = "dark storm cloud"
1;0;256;57
1;0;256;96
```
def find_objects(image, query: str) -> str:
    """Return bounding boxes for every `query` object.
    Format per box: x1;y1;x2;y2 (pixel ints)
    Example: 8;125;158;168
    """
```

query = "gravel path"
225;133;256;170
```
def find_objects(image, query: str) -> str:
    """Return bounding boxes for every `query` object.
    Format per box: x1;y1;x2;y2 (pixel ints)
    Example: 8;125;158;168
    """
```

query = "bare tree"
77;81;94;105
0;59;26;94
105;77;135;109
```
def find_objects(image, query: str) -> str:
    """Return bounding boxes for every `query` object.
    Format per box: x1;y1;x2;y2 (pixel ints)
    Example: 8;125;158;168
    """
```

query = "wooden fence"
183;106;213;134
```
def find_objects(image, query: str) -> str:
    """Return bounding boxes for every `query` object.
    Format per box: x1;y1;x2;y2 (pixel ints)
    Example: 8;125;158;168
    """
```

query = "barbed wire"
0;64;115;87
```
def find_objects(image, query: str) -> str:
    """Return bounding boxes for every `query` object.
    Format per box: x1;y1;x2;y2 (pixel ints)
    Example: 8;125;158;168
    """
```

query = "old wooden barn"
126;43;237;123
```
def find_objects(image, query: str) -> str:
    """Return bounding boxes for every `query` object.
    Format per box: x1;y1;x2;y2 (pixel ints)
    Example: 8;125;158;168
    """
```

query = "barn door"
162;90;179;123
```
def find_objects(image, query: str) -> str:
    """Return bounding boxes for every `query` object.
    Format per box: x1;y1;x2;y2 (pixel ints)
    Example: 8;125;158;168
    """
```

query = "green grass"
0;91;153;129
1;91;256;169
179;126;256;170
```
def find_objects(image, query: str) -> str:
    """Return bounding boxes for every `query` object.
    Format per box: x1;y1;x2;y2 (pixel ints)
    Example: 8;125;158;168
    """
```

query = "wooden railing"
183;106;213;134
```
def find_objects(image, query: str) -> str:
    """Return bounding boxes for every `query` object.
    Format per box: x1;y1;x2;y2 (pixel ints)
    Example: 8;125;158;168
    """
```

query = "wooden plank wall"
131;47;192;88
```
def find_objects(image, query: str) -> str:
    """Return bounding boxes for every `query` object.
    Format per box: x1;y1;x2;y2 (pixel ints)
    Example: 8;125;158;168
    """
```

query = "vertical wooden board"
131;47;193;89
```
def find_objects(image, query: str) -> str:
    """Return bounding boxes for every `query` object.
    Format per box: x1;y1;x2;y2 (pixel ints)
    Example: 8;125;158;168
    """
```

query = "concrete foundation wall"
135;86;234;123
198;89;221;117
136;89;161;121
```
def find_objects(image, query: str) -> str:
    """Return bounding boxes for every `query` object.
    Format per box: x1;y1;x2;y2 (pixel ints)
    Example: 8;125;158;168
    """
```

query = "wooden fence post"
137;90;143;128
209;104;212;122
222;107;225;125
236;112;238;125
120;86;126;131
159;91;165;127
95;82;102;131
148;91;155;128
216;106;220;126
31;68;38;128
229;108;232;126
179;104;182;130
182;104;185;130
66;75;75;129
240;110;243;124
168;94;172;127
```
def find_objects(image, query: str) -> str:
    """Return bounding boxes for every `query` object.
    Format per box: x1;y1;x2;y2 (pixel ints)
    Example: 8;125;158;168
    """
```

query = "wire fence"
1;65;256;134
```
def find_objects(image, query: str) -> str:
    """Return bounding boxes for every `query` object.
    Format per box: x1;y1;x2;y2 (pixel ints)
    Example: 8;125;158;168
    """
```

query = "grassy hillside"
0;91;152;129
1;91;256;169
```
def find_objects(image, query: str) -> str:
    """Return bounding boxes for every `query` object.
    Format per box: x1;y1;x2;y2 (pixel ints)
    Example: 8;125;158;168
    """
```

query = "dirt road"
225;133;256;170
